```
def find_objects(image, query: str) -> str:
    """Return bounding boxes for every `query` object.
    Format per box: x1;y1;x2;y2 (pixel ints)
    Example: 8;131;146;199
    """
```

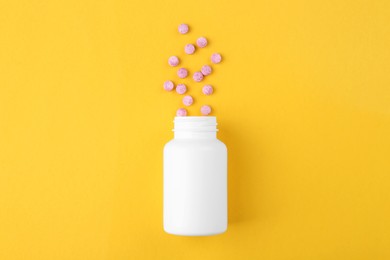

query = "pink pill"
193;71;204;82
183;95;194;106
168;56;180;67
185;44;196;55
163;80;175;91
178;24;189;34
176;108;187;116
196;37;208;48
201;65;212;76
177;68;189;78
176;84;187;94
201;105;212;115
211;53;222;64
202;85;213;95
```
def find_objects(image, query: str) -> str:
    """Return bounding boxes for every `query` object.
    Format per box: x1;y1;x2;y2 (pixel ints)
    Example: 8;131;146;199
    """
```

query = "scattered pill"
196;37;208;48
178;24;189;34
176;108;188;116
177;68;189;78
185;44;196;55
183;95;194;106
202;85;214;95
164;26;223;116
168;56;180;67
201;65;212;76
193;71;204;82
201;105;212;115
176;84;187;94
211;53;222;64
164;80;175;91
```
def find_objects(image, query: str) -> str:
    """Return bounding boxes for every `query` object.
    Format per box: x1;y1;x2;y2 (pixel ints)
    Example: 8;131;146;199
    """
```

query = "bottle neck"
173;116;218;139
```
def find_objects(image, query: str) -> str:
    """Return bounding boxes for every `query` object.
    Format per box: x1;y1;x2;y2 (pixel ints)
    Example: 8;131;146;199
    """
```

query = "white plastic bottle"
163;116;227;236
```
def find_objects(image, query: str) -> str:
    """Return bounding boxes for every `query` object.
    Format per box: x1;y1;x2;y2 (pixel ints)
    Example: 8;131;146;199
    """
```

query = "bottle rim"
173;116;218;132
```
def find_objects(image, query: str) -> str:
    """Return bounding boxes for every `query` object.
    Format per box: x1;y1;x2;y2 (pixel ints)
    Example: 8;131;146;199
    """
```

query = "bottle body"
163;117;227;236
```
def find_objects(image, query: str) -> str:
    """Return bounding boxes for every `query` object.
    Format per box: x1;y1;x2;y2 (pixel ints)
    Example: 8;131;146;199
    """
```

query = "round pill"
201;65;212;76
176;108;188;116
202;85;213;95
183;95;194;106
177;68;189;78
196;37;208;48
193;71;204;82
168;56;180;67
184;44;195;55
163;80;175;91
201;105;212;115
211;53;222;64
178;24;189;34
176;84;187;94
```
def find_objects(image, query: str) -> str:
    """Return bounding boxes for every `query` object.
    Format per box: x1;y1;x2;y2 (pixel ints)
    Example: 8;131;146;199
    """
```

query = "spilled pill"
183;95;194;106
201;65;212;76
163;80;175;91
196;37;208;48
168;56;180;67
201;105;212;115
176;84;187;94
176;108;188;116
202;85;213;95
177;68;189;78
211;53;222;64
185;44;196;55
193;71;204;82
178;24;189;34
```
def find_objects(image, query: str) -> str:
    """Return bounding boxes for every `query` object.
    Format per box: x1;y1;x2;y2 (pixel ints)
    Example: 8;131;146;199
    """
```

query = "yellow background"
1;0;390;259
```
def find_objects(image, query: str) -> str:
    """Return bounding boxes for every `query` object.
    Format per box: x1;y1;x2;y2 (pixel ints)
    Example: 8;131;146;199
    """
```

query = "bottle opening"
173;116;218;132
